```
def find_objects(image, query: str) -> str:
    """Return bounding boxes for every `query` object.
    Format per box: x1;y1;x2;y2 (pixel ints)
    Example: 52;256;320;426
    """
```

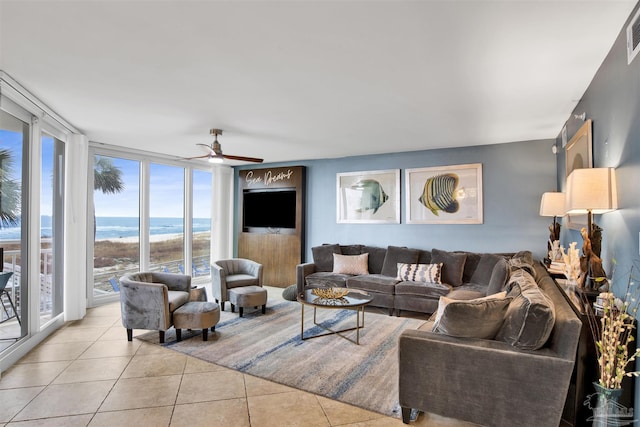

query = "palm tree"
0;149;21;228
93;156;124;238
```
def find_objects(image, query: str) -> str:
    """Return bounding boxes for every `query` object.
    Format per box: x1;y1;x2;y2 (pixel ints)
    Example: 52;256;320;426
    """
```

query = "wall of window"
89;148;214;305
0;73;72;365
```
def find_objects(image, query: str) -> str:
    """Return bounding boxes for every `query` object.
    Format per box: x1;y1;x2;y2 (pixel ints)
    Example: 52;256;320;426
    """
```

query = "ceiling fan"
187;129;263;164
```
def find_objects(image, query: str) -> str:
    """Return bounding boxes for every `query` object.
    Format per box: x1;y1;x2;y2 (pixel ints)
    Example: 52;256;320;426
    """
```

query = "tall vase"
591;382;624;427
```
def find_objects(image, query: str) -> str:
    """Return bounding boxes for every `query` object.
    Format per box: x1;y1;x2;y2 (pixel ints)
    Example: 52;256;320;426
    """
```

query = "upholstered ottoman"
173;301;220;341
228;286;267;317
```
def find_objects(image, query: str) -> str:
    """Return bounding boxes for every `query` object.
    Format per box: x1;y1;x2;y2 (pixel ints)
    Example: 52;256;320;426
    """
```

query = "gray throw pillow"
381;246;419;278
508;250;536;279
311;244;341;272
431;248;467;287
495;269;555;350
431;291;511;339
485;258;510;295
470;253;502;285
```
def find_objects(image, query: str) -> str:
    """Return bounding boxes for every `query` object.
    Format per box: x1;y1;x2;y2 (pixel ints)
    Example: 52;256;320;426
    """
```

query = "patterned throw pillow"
396;263;443;284
332;253;369;275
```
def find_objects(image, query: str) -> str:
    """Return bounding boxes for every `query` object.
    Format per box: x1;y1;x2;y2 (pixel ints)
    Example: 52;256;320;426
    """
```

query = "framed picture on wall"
405;163;483;224
336;169;400;224
565;119;593;229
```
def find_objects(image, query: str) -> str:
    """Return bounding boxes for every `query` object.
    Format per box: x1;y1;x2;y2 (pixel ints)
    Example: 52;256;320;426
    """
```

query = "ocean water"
0;216;211;241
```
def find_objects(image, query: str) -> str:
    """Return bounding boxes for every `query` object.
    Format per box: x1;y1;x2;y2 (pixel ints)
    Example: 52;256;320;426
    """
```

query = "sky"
0;129;213;220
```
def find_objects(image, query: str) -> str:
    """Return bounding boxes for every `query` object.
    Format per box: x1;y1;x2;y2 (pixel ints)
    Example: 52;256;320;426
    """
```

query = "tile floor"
0;288;476;426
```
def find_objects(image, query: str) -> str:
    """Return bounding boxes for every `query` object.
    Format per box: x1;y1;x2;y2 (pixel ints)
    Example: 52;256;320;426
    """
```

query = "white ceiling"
0;1;636;164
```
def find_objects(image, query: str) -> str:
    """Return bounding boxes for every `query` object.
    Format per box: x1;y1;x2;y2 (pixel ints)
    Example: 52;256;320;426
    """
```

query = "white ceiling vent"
627;7;640;64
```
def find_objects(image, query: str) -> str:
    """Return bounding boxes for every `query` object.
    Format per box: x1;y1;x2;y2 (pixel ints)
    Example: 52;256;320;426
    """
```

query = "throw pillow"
312;244;342;272
495;269;556;350
333;253;369;275
485;257;510;296
432;291;510;339
470;253;502;285
431;248;467;287
508;250;536;279
397;263;443;283
380;246;420;277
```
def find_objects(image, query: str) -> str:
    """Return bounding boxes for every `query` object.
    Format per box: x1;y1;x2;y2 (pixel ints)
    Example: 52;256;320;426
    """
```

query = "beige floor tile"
120;353;186;378
88;406;173;427
78;340;141;359
96;326;126;342
338;416;407;427
316;396;383;425
176;370;245;404
53;357;131;384
244;374;297;397
135;341;173;355
44;327;110;345
171;399;249;427
13;381;114;421
0;361;70;389
84;304;121;318
17;342;93;364
247;390;329;427
6;414;93;426
0;387;44;422
183;356;226;374
99;375;181;411
67;316;119;329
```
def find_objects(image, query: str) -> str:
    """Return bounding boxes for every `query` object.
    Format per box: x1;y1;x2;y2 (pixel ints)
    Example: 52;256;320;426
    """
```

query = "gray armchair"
119;271;191;343
211;258;263;311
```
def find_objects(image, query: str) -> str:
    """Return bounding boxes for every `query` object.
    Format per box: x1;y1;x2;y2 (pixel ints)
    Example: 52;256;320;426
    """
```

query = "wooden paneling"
238;233;299;287
238;166;305;287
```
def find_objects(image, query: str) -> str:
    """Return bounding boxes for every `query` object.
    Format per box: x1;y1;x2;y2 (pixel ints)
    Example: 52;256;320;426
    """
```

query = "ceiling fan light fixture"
208;154;224;164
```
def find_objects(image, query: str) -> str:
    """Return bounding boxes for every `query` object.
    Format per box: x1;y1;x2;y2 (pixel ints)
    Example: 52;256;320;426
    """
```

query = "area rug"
139;298;426;418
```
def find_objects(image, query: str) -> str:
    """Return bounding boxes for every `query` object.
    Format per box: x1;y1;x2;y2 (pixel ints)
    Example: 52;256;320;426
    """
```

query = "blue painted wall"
554;3;640;412
235;138;556;261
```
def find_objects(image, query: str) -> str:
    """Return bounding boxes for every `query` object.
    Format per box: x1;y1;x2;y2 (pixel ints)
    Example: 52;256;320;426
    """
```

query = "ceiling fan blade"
184;154;211;160
222;153;264;163
196;143;214;154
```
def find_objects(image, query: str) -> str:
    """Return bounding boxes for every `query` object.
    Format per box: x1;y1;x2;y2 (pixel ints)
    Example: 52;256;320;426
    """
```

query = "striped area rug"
141;298;426;418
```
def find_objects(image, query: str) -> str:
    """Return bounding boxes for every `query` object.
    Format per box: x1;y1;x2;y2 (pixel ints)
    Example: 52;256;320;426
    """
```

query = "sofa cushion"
305;272;351;288
495;269;556;350
397;263;442;284
432;291;510;339
395;281;451;298
485;258;511;296
381;246;419;278
431;248;467;287
363;245;387;274
340;244;364;255
470;254;502;286
333;253;369;275
508;250;536;278
445;288;485;301
312;244;342;272
347;274;399;294
417;250;432;264
167;290;190;312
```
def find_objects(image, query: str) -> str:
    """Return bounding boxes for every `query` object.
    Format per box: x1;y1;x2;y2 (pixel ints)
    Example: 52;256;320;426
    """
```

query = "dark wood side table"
553;277;635;426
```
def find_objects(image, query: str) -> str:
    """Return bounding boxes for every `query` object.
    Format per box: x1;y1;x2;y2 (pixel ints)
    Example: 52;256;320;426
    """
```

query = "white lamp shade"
539;192;565;217
565;167;617;214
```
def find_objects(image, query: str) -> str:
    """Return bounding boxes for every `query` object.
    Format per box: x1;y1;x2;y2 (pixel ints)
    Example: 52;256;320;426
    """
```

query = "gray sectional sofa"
296;244;511;315
297;244;582;426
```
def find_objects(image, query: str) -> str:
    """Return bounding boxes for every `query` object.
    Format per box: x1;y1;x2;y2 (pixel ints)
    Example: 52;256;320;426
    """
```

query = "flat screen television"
242;189;297;231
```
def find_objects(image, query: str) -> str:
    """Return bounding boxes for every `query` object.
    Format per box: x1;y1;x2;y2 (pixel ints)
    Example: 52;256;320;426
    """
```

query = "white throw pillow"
332;253;369;275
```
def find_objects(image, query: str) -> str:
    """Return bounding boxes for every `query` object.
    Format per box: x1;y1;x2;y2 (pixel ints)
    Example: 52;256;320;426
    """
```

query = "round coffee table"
297;288;373;345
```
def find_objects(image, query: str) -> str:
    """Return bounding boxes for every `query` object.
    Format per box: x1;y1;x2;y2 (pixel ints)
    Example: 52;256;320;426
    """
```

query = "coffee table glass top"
297;288;373;308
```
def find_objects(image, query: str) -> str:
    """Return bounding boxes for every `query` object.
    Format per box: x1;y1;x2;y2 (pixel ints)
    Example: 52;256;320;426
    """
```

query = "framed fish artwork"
336;169;400;223
405;163;483;224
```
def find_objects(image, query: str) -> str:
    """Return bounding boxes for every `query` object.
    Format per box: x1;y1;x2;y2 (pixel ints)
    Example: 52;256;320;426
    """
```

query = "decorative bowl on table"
312;288;349;299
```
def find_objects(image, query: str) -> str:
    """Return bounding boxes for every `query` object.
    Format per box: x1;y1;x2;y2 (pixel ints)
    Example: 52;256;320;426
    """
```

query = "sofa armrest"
211;263;227;301
399;329;575;427
296;262;316;294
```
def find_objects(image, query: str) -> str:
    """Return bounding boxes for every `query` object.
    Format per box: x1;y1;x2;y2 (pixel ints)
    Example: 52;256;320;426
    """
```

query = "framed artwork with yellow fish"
405;163;483;224
336;169;400;223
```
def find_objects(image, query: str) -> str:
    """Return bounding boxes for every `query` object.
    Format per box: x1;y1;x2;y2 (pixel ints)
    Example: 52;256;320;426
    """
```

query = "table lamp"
565;167;617;289
539;192;565;262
